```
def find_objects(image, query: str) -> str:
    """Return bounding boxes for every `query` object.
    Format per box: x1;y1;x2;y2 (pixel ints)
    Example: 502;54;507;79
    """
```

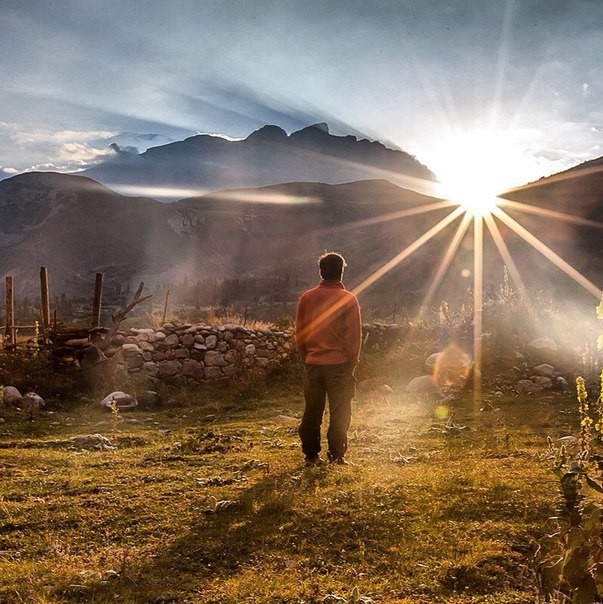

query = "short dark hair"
318;252;346;280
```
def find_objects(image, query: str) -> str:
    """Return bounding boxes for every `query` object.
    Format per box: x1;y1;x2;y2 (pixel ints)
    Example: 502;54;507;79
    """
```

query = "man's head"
318;252;347;281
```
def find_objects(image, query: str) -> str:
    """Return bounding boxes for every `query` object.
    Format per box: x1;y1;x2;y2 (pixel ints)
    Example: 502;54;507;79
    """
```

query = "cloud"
53;129;116;143
0;121;124;174
58;141;116;164
1;124;118;147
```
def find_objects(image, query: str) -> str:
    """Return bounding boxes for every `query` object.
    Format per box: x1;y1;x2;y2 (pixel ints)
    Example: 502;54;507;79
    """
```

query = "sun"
429;128;539;217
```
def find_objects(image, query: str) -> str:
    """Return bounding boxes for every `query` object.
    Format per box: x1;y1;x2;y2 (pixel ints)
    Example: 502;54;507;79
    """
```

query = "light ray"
350;207;465;298
504;162;603;194
483;213;527;295
473;215;484;405
314;199;454;237
492;207;602;298
295;207;464;343
498;198;603;230
419;212;473;313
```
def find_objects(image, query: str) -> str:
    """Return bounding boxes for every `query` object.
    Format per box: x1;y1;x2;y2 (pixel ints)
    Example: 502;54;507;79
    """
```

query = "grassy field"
0;372;580;603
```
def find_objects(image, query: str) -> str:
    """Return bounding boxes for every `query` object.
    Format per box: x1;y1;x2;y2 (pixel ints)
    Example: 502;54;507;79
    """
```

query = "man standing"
295;252;362;466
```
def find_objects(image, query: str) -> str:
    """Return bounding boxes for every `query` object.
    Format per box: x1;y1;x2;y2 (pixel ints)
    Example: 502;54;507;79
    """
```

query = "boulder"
3;386;22;404
527;337;558;361
533;363;555;377
405;375;436;394
100;391;137;411
424;353;440;374
515;379;544;394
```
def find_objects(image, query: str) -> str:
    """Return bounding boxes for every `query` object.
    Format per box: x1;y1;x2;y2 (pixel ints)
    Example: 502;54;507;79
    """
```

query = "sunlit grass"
0;380;578;603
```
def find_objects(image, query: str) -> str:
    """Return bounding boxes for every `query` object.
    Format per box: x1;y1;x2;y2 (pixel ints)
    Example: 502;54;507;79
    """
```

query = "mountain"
0;172;453;303
84;123;436;200
0;172;177;293
499;158;603;291
2;153;602;310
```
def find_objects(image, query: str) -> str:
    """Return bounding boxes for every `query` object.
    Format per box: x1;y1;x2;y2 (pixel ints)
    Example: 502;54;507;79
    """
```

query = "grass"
0;374;582;603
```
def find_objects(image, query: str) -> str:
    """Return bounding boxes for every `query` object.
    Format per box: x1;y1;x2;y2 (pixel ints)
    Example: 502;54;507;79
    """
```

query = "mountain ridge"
84;122;436;200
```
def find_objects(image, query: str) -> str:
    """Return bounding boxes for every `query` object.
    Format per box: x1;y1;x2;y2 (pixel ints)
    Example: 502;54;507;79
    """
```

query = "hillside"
0;174;450;301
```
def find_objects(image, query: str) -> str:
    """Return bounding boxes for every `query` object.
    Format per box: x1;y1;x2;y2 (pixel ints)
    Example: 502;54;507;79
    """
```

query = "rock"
181;359;205;381
3;386;22;404
20;392;45;418
157;360;180;378
126;355;144;370
515;379;544;394
204;366;223;379
527;337;558;360
205;335;218;349
164;334;180;347
100;391;137;411
122;343;142;356
204;351;226;367
142;362;159;377
181;333;195;348
532;376;553;389
424;353;440;374
405;375;436;394
534;363;555;377
138;390;161;409
71;433;115;451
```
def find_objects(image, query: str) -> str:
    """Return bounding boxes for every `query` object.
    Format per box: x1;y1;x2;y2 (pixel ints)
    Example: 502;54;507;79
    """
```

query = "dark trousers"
299;363;356;460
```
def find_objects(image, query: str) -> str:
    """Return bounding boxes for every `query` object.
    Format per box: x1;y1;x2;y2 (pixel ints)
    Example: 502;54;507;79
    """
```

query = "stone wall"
111;323;295;384
108;321;409;384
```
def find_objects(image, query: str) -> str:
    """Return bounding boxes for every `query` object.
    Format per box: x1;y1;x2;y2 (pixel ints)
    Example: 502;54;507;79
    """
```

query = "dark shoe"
328;454;353;466
334;458;354;465
305;455;326;467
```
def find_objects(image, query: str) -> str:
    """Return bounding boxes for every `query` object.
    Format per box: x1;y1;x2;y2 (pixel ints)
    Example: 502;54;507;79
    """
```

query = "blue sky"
1;0;603;190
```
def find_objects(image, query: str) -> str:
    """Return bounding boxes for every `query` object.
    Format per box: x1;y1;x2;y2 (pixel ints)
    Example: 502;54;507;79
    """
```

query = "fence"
2;268;120;351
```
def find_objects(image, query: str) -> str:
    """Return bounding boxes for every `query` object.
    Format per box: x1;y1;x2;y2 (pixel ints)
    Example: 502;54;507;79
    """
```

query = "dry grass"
0;378;579;603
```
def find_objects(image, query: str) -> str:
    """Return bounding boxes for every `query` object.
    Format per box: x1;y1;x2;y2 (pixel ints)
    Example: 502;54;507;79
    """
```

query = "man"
295;252;362;466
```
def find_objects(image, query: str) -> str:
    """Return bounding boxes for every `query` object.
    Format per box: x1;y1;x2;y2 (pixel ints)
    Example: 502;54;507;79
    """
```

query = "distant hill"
1;155;602;311
0;173;453;303
84;123;436;200
499;158;603;292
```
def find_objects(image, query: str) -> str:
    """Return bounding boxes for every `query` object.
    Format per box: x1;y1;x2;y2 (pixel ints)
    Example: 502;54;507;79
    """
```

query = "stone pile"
406;335;573;397
109;322;295;384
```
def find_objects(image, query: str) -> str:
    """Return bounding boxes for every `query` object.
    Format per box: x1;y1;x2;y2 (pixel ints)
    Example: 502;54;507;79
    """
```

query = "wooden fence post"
92;272;104;328
5;276;15;348
40;266;51;333
161;289;170;325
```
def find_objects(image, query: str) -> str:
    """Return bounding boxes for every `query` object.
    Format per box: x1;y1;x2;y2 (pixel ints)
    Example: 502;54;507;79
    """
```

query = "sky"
2;0;603;193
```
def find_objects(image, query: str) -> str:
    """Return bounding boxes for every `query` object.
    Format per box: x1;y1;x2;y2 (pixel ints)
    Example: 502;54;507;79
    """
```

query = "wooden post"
161;289;170;325
92;272;104;328
5;276;15;348
40;267;51;333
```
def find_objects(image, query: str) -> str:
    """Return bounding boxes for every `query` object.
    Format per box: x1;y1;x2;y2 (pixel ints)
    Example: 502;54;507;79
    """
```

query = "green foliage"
0;350;79;404
535;437;603;602
535;301;603;603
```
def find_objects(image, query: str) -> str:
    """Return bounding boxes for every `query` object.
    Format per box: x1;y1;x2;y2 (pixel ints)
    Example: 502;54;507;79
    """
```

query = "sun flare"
431;128;538;217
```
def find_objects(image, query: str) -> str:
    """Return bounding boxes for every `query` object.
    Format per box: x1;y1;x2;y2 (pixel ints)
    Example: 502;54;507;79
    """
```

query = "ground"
0;379;580;603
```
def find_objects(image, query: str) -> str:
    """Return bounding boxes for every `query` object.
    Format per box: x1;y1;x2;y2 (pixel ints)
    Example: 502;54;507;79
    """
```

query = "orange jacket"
295;280;362;365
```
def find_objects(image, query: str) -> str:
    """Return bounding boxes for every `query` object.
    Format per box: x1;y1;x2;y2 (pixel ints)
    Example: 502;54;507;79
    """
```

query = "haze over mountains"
0;123;601;311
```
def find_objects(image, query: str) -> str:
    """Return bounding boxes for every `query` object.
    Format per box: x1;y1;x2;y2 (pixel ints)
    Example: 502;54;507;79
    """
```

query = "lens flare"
433;344;472;396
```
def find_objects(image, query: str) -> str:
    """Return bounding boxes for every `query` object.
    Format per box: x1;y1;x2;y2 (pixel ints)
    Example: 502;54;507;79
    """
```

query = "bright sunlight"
432;128;540;216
